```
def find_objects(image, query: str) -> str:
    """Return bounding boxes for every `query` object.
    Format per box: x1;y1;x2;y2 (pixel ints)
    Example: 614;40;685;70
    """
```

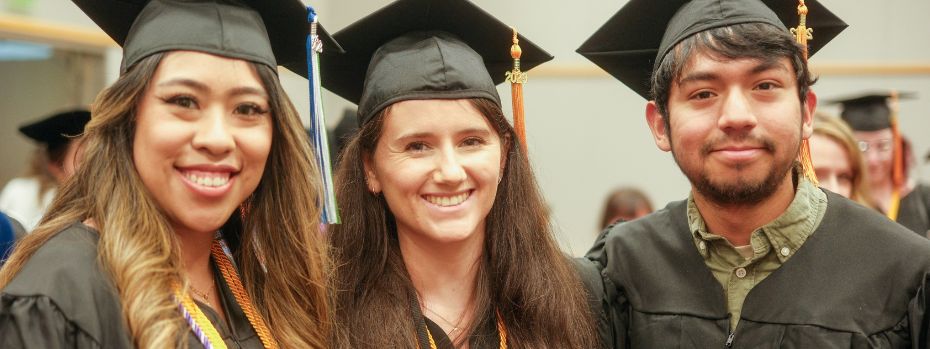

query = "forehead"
810;134;851;165
853;128;893;140
381;99;494;135
678;48;793;77
152;50;264;86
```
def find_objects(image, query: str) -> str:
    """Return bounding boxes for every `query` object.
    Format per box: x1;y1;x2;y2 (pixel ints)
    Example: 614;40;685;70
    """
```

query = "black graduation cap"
827;92;917;131
319;0;553;125
71;0;343;78
577;0;847;99
19;109;91;147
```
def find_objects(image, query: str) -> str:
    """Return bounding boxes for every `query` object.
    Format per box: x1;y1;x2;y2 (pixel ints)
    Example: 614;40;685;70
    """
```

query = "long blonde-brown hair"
329;98;599;348
0;53;332;348
813;112;876;208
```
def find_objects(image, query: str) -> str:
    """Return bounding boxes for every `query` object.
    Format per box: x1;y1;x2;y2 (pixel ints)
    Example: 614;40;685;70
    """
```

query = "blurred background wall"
2;0;928;255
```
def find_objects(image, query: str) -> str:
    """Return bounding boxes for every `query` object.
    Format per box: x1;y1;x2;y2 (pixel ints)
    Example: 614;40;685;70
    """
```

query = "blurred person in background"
599;187;654;229
0;212;27;265
0;109;89;231
832;92;930;236
809;112;875;207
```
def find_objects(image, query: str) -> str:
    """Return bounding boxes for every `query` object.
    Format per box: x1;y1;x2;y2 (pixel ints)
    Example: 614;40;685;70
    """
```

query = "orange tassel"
798;140;818;184
511;83;525;147
888;90;903;220
506;27;527;149
791;0;818;184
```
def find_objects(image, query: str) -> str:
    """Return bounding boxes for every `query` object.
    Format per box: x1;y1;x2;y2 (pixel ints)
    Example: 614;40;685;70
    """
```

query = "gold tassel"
791;0;818;184
505;27;527;149
888;90;903;220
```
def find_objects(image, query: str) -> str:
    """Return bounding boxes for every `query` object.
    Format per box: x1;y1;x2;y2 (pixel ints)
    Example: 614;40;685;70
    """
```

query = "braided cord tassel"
212;241;279;348
791;0;818;184
496;310;508;349
173;283;227;349
307;6;340;224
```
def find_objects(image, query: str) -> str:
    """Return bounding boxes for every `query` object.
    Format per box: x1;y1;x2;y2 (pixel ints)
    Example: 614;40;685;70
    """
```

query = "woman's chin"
174;213;235;235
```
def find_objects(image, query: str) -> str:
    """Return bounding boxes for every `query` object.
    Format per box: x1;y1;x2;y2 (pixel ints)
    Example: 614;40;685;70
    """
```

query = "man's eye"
692;91;714;100
755;82;778;90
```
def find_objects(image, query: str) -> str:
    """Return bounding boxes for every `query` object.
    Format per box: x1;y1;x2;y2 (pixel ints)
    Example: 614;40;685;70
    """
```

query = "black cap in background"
827;91;917;131
19;109;91;147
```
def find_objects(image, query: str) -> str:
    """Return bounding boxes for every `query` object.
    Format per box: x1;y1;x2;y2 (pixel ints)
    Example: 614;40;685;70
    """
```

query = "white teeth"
425;192;469;207
183;172;230;188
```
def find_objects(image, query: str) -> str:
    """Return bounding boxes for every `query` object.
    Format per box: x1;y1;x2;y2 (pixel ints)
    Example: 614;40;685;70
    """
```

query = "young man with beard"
575;0;930;347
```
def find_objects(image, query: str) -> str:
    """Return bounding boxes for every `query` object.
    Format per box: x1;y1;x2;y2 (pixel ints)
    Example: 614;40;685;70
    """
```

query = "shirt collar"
688;175;828;262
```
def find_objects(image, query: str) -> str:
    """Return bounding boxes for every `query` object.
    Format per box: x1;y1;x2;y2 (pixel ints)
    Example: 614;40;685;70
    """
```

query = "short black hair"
651;22;816;123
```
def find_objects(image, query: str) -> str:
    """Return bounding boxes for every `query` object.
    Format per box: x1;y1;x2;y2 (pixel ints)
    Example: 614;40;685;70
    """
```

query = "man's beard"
673;134;797;206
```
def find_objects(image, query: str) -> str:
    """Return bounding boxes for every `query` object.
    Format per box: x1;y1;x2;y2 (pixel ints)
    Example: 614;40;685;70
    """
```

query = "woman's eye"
165;95;198;109
234;103;268;116
405;141;429;152
461;137;486;147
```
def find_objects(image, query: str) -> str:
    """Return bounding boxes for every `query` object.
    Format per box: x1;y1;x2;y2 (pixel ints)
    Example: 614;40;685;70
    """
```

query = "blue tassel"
307;7;340;224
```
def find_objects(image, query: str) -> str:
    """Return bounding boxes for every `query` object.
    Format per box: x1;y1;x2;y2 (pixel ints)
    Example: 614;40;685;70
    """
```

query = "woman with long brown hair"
0;0;334;347
322;0;599;348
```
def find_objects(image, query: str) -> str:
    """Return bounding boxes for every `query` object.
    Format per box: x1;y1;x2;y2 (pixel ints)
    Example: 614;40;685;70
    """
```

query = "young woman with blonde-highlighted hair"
0;0;337;347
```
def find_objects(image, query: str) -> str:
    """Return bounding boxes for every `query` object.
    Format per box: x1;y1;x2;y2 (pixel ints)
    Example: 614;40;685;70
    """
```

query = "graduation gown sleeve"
1;294;103;348
0;223;132;349
576;227;631;349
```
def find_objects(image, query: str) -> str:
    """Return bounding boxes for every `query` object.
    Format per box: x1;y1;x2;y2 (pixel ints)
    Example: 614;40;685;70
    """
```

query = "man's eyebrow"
677;71;719;85
751;60;790;75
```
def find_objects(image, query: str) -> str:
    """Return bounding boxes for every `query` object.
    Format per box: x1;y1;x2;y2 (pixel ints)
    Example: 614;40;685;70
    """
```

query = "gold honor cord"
888;90;903;220
418;311;508;349
791;0;819;184
175;239;279;349
505;27;528;150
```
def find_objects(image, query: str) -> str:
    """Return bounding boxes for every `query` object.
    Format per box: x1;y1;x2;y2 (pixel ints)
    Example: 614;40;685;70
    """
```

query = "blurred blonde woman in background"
809;113;875;207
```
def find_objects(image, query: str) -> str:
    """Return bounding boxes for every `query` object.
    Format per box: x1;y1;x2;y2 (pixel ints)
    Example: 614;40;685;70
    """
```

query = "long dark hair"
329;98;599;348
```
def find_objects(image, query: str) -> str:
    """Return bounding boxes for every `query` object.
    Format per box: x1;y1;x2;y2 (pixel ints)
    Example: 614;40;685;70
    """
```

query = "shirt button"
780;247;791;257
698;241;707;250
735;267;747;278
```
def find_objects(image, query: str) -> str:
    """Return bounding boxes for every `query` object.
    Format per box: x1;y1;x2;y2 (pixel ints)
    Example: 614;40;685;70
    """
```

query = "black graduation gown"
579;191;930;348
0;223;263;348
898;183;930;237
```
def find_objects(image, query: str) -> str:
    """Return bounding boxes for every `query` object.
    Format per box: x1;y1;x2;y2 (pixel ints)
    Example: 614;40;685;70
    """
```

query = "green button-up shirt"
687;177;828;330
